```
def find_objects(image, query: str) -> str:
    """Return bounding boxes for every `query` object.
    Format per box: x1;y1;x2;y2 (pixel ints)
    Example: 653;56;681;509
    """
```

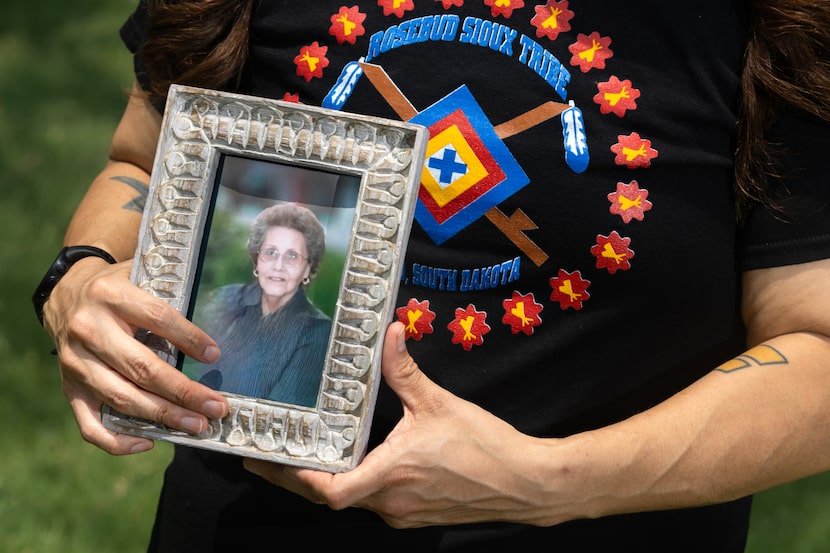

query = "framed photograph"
102;84;427;472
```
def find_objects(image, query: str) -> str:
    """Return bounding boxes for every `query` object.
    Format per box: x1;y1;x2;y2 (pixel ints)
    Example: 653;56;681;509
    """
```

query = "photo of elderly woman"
182;156;359;408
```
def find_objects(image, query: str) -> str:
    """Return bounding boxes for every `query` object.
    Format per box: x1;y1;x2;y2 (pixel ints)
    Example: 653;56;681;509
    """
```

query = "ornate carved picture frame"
102;85;427;472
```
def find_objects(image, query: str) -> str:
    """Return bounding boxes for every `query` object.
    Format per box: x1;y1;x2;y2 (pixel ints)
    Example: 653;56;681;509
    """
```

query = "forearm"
63;160;149;261
248;261;830;528
63;82;160;261
245;319;830;529
553;331;830;521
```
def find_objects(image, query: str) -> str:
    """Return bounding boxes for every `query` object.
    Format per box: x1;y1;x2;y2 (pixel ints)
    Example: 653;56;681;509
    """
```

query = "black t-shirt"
120;2;830;551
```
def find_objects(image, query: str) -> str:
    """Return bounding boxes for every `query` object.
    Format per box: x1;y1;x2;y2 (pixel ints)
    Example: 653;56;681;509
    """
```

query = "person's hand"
43;258;229;455
244;321;566;528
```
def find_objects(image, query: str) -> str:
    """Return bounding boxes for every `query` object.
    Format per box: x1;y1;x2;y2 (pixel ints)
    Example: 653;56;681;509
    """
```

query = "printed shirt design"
410;85;531;245
288;1;659;350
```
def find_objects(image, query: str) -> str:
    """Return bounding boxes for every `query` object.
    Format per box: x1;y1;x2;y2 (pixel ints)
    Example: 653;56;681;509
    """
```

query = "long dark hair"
140;0;256;107
139;0;830;214
737;0;830;215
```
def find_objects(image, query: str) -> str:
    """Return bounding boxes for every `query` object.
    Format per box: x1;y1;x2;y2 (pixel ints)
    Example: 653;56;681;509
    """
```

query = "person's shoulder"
305;309;332;345
310;303;331;320
212;282;255;303
299;300;332;331
305;306;332;328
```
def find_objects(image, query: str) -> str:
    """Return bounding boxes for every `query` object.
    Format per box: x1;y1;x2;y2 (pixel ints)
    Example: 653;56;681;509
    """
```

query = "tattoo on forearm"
716;345;788;373
111;176;149;213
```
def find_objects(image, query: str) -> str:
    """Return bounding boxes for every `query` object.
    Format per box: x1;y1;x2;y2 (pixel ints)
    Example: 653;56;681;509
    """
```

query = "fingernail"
202;400;227;419
130;441;154;454
397;325;406;352
181;416;205;434
203;345;221;362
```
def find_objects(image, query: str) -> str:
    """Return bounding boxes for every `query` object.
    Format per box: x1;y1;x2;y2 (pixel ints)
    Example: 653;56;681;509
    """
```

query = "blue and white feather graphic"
561;101;589;174
322;58;364;110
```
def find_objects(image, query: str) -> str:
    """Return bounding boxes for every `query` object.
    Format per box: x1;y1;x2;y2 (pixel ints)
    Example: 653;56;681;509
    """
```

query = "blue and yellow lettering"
499;27;517;55
417;17;433;43
518;34;533;63
367;30;384;61
528;45;545;74
460;270;471;291
552;66;571;100
366;17;460;62
481;267;492;289
488;265;500;287
398;20;411;44
500;259;513;285
459;16;478;44
477;20;493;47
409;260;520;292
411;263;460;291
542;50;570;100
509;256;521;281
459;17;517;56
436;268;444;289
384;26;404;52
458;258;520;292
431;267;442;289
488;25;505;50
439;15;460;40
518;35;569;100
470;268;481;290
430;16;445;41
447;269;458;291
421;265;433;289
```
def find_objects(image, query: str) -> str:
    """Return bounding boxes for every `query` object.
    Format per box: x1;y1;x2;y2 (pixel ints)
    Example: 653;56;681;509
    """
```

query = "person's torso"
141;4;758;551
240;1;750;438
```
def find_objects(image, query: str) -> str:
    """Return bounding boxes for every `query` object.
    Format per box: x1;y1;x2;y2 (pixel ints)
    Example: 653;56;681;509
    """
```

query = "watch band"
32;245;117;327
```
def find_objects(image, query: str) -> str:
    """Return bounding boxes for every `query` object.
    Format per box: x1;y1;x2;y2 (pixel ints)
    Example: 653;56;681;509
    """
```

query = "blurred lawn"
0;1;172;552
1;1;829;552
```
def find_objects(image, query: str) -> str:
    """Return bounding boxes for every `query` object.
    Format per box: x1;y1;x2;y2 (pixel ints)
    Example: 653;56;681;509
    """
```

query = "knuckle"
144;300;177;330
123;355;156;387
78;427;126;457
65;308;99;342
151;403;174;427
77;424;99;447
171;383;197;410
84;273;113;298
105;387;136;413
85;274;124;309
322;489;351;511
56;353;84;380
76;422;119;456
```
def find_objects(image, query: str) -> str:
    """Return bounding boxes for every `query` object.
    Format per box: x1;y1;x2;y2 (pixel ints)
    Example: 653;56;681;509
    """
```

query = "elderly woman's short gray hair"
246;203;326;278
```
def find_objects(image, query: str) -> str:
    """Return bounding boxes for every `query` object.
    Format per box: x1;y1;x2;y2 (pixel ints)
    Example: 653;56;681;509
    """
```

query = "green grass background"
2;0;829;551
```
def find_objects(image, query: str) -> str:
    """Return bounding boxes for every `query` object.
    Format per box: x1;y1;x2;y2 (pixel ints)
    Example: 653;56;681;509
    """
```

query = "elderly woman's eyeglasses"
258;248;307;267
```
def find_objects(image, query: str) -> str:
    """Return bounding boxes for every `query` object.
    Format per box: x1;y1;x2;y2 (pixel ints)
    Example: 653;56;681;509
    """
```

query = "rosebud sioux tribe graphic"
324;58;589;267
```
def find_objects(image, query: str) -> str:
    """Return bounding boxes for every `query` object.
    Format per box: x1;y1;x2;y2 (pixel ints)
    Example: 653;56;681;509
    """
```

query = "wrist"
529;427;655;523
32;245;117;326
501;433;615;525
553;417;706;521
563;428;645;519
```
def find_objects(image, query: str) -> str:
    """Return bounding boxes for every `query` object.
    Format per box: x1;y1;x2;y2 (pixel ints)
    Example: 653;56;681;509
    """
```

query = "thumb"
381;321;436;412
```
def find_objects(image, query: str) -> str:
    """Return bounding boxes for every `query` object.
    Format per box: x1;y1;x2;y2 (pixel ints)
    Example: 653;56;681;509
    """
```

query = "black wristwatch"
32;245;117;327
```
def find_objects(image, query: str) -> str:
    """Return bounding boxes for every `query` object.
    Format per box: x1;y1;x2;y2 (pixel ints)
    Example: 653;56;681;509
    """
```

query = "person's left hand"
243;321;565;528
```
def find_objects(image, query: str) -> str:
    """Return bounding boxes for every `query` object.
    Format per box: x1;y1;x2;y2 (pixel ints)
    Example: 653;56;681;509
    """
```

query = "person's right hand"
43;257;229;455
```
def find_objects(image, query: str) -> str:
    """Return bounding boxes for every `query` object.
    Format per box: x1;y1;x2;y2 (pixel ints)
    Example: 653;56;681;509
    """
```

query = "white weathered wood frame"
102;85;427;472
